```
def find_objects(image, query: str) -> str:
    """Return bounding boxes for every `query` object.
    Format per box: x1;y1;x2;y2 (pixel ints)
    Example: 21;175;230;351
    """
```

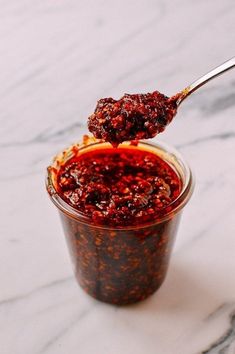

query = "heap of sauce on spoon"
88;90;179;146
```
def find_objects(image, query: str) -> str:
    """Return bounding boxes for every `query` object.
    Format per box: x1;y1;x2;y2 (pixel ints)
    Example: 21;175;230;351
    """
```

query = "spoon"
176;56;235;106
88;56;235;146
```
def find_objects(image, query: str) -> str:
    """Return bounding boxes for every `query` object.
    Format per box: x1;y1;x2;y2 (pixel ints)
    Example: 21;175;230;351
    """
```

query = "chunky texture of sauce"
88;91;178;146
57;147;181;227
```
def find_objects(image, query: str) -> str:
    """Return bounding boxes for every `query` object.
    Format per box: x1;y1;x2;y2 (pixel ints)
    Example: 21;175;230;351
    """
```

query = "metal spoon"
176;56;235;106
88;57;235;145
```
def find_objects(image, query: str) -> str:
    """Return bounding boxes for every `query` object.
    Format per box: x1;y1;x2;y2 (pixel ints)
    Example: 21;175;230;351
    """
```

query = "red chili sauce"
88;91;178;146
57;147;181;227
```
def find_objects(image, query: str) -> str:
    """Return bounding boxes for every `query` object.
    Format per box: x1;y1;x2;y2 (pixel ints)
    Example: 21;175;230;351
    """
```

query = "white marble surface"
1;1;235;353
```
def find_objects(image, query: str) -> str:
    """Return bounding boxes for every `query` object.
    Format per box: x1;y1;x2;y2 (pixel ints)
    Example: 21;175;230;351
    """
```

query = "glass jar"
46;140;194;305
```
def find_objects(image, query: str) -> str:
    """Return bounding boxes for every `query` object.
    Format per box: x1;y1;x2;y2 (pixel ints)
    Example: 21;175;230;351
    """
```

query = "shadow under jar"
46;140;194;305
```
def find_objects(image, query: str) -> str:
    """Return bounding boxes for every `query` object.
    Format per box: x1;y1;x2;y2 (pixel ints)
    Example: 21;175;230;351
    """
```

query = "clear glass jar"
46;140;194;305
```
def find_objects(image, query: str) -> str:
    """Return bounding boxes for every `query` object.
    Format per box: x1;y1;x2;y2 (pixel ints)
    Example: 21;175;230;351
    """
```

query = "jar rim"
46;139;194;230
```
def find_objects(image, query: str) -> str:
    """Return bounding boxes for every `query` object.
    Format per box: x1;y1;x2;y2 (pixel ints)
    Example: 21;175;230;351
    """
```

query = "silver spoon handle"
177;56;235;105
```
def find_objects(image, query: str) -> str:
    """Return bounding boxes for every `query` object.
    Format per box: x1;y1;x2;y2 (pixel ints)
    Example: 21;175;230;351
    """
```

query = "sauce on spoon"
88;91;179;146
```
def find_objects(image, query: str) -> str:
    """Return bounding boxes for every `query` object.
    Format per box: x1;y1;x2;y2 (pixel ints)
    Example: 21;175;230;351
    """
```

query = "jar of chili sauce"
46;138;194;305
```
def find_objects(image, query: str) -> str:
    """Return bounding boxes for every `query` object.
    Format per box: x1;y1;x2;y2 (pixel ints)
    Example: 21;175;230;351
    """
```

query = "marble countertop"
1;1;235;353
